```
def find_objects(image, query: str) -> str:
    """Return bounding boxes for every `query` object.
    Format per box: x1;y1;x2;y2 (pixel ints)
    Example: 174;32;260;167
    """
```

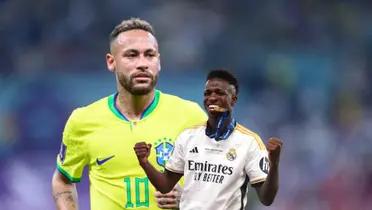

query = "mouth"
133;77;151;81
207;105;227;113
132;73;152;83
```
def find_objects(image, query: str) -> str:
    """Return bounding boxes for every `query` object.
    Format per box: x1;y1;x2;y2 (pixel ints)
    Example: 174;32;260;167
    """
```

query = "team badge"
154;138;174;166
259;157;270;174
226;148;237;161
59;143;67;164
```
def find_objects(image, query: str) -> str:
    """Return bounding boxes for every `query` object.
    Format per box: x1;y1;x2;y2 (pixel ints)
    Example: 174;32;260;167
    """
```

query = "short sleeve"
245;135;269;185
165;131;189;174
56;109;88;182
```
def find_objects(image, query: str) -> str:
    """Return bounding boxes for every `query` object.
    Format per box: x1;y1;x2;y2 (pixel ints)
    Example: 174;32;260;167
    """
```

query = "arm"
134;142;183;194
253;137;283;206
155;184;182;209
52;169;79;210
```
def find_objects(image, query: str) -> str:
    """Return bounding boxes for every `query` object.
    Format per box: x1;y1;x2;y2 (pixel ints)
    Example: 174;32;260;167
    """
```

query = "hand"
134;142;152;165
266;137;283;167
155;184;182;209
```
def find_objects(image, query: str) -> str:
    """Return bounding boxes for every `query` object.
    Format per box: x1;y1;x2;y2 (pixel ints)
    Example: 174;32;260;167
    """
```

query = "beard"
118;72;158;95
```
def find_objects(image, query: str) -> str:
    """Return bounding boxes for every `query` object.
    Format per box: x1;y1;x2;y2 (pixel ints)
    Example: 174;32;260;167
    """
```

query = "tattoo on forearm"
53;191;76;207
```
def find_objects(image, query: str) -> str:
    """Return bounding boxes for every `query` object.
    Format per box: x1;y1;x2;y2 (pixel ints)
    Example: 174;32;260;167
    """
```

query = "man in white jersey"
134;69;283;210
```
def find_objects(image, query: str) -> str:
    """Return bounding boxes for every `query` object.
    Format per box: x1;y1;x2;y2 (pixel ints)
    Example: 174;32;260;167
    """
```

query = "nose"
137;65;148;71
136;55;149;71
206;93;218;103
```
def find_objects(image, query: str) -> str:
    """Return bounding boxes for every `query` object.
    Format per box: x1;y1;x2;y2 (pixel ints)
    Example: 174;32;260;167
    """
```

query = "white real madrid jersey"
165;124;269;210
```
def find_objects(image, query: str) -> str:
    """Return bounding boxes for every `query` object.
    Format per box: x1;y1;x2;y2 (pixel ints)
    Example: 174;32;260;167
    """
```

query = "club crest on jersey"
226;148;237;161
154;138;174;167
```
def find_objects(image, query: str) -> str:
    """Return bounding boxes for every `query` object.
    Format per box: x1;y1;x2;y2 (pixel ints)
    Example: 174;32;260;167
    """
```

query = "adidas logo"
189;147;199;153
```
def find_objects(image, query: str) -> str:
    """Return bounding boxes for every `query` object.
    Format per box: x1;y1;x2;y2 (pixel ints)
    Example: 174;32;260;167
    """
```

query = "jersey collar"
108;90;160;122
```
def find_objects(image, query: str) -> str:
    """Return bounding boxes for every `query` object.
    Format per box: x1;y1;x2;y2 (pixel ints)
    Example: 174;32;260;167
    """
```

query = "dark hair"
206;69;239;95
109;18;155;43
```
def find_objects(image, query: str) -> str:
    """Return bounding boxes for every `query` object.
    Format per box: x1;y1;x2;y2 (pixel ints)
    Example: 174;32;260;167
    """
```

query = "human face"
106;30;161;95
203;78;237;116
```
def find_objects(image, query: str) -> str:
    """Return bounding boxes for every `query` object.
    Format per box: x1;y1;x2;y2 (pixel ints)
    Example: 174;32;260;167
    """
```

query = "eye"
204;90;211;96
215;90;226;96
145;50;157;58
124;50;138;58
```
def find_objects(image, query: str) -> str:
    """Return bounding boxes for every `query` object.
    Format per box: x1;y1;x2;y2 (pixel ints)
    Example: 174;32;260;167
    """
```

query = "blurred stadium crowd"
0;0;371;209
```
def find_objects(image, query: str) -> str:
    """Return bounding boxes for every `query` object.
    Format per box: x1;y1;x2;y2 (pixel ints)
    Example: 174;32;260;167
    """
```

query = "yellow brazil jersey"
56;90;207;210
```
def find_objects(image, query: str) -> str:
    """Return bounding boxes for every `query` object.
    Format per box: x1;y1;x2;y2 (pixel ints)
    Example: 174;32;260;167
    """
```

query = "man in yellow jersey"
51;18;206;210
134;70;283;210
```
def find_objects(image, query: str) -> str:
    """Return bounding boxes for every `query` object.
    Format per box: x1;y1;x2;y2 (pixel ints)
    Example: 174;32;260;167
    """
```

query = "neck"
207;112;232;131
206;111;236;141
116;88;155;121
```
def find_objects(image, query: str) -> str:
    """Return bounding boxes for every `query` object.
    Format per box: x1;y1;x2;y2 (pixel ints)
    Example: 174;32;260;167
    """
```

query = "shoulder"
176;125;206;143
68;95;110;124
159;91;202;110
63;95;111;137
178;125;205;138
234;124;266;150
235;124;258;137
158;91;206;122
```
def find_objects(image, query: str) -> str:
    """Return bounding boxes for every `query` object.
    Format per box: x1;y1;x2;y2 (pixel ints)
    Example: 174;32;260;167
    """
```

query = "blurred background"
1;0;372;209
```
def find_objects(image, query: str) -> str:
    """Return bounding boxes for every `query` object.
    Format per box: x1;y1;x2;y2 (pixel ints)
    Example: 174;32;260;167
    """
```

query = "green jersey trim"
141;90;160;119
108;94;127;121
56;163;81;183
107;90;160;121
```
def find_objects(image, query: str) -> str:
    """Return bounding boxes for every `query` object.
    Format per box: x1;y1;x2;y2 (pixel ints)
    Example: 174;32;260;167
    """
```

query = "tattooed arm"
52;170;79;210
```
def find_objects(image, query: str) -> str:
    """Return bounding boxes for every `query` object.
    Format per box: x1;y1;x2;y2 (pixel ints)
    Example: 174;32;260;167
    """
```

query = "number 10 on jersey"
124;177;150;208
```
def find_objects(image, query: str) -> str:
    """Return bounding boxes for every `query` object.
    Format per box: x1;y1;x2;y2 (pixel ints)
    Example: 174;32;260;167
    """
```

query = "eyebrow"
123;48;157;52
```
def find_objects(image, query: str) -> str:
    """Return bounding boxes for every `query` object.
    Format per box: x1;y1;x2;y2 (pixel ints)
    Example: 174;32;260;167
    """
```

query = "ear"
158;53;161;72
231;95;238;107
106;53;115;72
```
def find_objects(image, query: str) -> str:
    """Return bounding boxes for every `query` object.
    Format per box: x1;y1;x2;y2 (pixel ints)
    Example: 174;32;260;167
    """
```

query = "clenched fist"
266;137;283;167
134;142;152;165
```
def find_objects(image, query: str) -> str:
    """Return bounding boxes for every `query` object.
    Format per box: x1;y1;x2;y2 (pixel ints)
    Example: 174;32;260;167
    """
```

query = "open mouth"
208;105;227;112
